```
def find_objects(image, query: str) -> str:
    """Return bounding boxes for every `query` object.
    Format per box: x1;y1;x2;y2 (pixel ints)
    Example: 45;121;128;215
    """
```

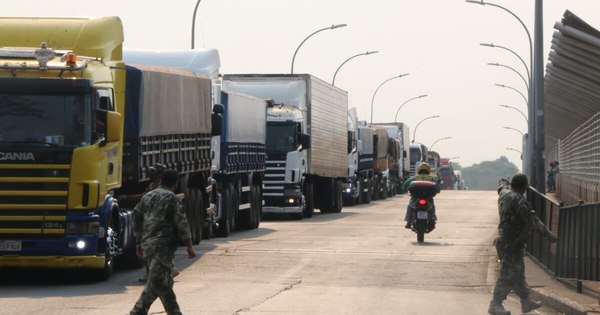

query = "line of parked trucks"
0;17;457;280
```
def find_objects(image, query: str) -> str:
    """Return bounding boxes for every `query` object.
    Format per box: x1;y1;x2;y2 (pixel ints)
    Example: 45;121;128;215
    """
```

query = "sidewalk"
526;256;600;315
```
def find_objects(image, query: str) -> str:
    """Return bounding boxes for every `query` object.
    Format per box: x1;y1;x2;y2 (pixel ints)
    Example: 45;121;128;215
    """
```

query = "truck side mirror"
298;133;310;150
106;111;122;143
211;104;224;136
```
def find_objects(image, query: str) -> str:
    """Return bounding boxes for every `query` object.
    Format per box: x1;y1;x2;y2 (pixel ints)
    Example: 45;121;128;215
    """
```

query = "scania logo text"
0;152;35;161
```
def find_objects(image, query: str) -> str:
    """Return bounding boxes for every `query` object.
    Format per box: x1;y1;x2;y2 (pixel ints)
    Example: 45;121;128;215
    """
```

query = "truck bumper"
262;205;303;214
0;255;105;269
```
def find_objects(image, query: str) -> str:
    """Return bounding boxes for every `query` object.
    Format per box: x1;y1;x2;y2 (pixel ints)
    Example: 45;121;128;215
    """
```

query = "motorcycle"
407;181;438;243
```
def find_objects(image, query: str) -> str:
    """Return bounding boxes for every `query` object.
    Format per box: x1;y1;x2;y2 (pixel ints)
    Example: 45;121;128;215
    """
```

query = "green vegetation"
461;156;520;190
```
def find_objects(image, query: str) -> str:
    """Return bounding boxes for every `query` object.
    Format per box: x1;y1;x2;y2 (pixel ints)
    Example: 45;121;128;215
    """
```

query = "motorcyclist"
402;162;441;229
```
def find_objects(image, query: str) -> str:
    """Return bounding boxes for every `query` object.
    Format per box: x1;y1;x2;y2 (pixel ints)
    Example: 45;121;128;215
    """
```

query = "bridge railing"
527;186;600;281
550;112;600;205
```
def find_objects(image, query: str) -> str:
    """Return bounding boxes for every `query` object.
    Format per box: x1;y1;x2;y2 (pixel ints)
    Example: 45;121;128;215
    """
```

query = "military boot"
521;298;543;313
488;300;511;315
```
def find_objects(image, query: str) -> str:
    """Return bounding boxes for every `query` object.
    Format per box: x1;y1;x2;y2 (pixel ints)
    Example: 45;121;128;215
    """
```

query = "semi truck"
409;143;428;176
0;17;215;280
356;122;374;204
223;74;348;219
370;125;389;200
342;108;360;205
371;122;411;193
123;49;267;237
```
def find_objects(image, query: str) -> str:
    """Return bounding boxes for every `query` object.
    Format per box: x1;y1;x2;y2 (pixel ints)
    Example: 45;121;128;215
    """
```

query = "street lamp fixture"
506;147;522;154
370;74;410;123
191;0;202;49
487;62;529;90
291;23;347;74
332;51;379;86
412;115;441;144
480;43;530;81
429;136;452;151
495;84;528;108
503;126;525;136
394;94;428;122
499;104;528;125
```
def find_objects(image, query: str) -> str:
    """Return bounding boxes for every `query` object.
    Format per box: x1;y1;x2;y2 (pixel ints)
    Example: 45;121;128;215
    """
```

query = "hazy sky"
3;1;599;168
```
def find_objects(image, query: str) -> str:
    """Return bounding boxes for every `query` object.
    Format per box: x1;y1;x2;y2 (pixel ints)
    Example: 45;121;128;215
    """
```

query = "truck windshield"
0;93;93;147
410;149;422;164
266;123;297;155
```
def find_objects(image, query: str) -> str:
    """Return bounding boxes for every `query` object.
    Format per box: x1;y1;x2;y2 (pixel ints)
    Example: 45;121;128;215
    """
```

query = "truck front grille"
0;164;69;237
263;160;286;197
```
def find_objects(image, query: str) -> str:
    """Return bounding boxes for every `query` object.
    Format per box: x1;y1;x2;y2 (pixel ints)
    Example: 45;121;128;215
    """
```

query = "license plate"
0;240;21;251
416;211;428;219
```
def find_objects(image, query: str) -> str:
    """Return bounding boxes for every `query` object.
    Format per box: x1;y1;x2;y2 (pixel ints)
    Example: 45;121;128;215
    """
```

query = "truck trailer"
0;17;215;280
123;49;267;237
371;122;411;193
223;74;348;219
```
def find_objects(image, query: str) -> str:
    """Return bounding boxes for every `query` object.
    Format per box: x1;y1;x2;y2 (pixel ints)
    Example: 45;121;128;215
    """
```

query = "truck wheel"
364;178;372;204
216;186;231;237
356;180;362;205
372;175;379;201
192;188;204;244
303;182;314;218
96;208;118;281
185;188;200;244
251;185;262;229
331;179;342;213
230;183;239;231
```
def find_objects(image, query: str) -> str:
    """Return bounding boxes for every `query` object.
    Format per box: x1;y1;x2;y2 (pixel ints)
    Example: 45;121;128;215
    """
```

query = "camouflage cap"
510;173;529;189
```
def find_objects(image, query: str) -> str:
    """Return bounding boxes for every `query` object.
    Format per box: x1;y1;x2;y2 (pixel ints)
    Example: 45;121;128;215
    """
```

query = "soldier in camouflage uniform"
130;169;196;315
488;173;557;315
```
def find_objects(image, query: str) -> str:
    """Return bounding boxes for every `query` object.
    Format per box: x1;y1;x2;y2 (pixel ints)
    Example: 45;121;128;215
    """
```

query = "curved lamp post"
332;51;379;86
488;62;529;90
480;43;530;81
394;94;428;122
191;0;202;49
429;136;452;151
503;126;525;136
495;84;528;108
499;104;528;125
291;24;347;74
412;115;441;144
370;74;410;123
466;1;532;70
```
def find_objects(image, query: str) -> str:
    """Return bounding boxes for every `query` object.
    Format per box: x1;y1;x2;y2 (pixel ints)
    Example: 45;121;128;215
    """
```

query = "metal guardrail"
528;186;600;281
527;186;561;274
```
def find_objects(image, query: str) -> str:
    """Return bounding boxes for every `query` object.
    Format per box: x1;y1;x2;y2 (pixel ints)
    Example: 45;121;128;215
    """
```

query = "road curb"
530;287;598;315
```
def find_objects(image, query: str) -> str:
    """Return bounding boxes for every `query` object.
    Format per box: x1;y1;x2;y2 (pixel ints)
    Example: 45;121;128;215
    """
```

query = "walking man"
130;169;196;315
488;173;557;315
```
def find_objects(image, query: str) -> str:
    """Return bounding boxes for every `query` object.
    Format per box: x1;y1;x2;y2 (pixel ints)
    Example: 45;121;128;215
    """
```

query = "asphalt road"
0;190;559;315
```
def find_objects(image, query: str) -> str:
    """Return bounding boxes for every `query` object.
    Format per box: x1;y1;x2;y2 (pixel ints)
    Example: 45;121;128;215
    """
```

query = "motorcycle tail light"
417;199;427;206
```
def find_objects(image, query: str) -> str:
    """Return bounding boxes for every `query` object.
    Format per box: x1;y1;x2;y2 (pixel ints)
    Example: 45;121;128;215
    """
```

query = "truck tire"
231;182;240;231
331;179;342;213
364;178;372;204
372;175;379;201
216;185;232;237
192;188;204;244
251;185;262;229
303;182;314;218
185;188;201;245
95;205;119;281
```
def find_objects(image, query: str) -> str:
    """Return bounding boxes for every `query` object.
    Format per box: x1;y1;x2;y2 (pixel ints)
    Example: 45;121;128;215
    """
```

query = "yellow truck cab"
0;17;128;280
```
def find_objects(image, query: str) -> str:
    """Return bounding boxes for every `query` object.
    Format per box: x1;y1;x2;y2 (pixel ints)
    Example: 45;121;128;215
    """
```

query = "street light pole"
429;136;452;151
290;24;347;74
332;51;379;86
191;0;202;49
394;94;428;122
499;104;528;125
495;84;528;108
412;115;441;144
533;0;545;192
503;126;525;136
480;43;530;81
370;74;409;123
488;62;529;90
